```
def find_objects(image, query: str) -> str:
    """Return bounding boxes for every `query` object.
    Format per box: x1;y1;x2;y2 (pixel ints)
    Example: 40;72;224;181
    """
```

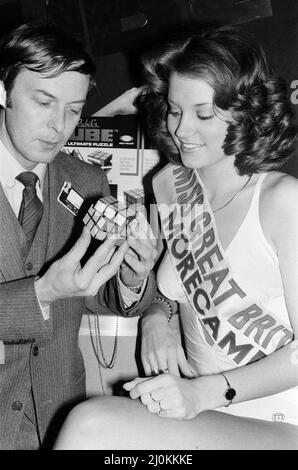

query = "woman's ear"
0;81;7;108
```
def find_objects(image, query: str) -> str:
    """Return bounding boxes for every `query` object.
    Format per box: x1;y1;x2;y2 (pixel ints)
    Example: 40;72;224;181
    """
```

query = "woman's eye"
197;114;214;120
39;101;51;107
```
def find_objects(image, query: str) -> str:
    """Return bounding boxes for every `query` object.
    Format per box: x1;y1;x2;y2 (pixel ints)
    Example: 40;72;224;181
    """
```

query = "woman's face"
167;72;233;170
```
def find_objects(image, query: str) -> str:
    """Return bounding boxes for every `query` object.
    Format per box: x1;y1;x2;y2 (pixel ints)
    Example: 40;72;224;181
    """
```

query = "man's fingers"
98;240;128;276
80;237;117;279
123;250;144;273
124;247;139;262
132;211;157;246
95;229;107;241
123;244;154;278
65;227;91;264
87;240;129;293
127;237;153;261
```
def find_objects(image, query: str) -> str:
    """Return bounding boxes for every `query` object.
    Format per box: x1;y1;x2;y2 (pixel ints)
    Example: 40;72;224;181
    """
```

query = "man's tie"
16;171;44;255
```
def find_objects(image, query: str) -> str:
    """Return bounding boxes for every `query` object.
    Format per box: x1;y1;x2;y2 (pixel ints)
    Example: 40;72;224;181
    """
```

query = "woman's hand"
123;374;202;420
141;307;196;378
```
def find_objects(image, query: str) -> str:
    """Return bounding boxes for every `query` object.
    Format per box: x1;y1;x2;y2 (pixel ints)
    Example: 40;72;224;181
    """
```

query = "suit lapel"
0;183;26;280
0;152;100;280
46;154;80;262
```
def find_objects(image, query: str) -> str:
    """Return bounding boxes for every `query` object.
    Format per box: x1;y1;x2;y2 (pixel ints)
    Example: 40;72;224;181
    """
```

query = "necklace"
212;175;252;213
88;303;119;370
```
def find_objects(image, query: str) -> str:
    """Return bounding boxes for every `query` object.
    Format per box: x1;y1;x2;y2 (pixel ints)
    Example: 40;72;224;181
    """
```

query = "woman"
54;25;298;450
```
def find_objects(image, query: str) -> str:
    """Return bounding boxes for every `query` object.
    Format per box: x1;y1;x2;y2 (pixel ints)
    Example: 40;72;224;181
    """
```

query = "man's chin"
26;150;59;166
38;145;63;162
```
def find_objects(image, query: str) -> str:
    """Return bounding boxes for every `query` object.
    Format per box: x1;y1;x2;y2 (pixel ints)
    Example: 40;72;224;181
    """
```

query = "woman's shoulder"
259;171;298;244
261;171;298;211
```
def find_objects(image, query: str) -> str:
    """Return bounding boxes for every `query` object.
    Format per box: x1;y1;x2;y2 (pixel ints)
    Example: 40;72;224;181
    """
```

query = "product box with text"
63;116;161;208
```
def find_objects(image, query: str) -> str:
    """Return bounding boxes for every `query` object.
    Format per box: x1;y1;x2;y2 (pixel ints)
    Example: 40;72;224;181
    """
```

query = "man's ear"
0;81;7;108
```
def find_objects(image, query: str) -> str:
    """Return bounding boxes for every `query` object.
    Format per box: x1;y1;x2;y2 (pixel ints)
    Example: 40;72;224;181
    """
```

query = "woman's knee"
71;396;123;430
54;396;121;449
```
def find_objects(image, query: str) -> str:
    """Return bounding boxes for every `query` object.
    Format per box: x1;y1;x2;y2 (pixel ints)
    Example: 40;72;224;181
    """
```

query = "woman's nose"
175;115;196;140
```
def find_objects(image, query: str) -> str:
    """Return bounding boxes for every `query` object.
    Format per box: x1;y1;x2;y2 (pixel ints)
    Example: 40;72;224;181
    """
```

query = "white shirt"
0;139;46;215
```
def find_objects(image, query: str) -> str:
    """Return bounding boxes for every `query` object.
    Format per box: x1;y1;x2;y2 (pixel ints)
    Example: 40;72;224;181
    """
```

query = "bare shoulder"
261;171;298;216
260;171;298;249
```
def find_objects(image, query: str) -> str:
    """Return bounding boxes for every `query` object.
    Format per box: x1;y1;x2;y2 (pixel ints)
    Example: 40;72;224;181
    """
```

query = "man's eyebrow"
34;89;86;104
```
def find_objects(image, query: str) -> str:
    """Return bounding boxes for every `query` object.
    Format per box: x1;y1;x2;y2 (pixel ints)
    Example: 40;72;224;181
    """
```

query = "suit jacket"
0;151;156;449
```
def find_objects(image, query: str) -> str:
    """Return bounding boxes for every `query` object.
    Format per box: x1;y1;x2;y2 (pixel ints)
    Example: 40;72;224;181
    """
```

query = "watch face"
226;388;236;401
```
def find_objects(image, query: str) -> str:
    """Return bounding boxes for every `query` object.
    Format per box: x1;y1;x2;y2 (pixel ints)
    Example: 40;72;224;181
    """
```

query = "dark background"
1;0;297;175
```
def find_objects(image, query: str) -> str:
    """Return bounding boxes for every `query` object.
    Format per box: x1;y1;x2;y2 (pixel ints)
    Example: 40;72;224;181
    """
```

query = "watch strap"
220;372;236;407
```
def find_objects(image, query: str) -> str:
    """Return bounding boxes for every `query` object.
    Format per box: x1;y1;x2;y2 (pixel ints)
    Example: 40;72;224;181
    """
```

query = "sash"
153;164;293;367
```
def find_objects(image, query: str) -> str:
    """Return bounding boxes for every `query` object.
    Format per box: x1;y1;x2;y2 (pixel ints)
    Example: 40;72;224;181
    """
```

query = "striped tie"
16;171;44;255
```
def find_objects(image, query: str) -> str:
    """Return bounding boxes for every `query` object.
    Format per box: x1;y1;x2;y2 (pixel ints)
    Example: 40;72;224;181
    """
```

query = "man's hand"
35;226;129;302
120;211;158;288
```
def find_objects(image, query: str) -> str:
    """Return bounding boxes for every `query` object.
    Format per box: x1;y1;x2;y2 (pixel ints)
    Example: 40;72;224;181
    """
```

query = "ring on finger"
158;368;169;374
151;369;159;376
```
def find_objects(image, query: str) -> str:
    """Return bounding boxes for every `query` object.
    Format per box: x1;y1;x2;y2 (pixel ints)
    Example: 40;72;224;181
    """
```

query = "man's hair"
139;24;297;174
0;21;96;100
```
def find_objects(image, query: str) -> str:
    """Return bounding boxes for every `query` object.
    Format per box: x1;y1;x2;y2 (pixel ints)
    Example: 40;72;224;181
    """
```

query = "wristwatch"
220;373;236;407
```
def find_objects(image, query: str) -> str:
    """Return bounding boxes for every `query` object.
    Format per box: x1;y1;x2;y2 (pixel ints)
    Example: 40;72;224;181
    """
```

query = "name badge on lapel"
57;181;84;216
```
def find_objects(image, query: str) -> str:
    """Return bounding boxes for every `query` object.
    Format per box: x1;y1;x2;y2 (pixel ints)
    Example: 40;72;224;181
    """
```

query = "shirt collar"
0;138;47;190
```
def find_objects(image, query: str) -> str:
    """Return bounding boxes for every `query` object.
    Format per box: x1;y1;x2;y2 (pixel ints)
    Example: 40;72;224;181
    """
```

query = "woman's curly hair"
139;25;297;175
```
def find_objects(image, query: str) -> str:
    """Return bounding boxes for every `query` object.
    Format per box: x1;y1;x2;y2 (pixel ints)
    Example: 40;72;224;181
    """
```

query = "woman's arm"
125;338;297;419
141;295;196;378
141;199;196;378
192;174;298;413
126;173;298;418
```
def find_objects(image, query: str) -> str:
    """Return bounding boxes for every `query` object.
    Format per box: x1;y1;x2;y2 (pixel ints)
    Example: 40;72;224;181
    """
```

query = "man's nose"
48;108;65;134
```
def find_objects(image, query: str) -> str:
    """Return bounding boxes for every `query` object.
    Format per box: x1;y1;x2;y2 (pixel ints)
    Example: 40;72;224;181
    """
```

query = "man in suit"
0;22;157;450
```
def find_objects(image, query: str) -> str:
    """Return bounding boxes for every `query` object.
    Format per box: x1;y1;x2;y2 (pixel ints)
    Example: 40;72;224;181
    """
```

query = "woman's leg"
55;397;298;450
54;396;298;450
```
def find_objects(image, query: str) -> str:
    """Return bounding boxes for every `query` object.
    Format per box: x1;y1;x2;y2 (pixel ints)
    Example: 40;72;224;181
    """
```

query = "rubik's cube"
124;188;145;207
87;150;112;167
83;195;137;244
